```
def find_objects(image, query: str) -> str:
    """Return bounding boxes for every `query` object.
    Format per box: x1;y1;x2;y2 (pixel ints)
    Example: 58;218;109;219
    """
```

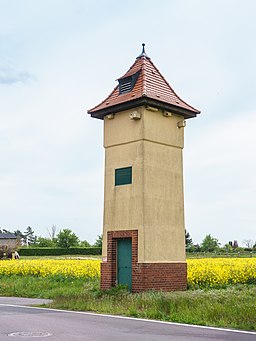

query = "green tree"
13;230;26;245
24;226;37;246
0;228;12;234
201;234;220;252
94;235;102;248
223;243;233;252
80;240;91;247
14;230;24;238
56;229;79;248
185;229;193;251
35;237;57;248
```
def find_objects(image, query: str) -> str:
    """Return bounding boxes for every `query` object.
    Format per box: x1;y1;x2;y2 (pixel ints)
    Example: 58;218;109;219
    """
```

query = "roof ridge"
146;58;199;113
141;57;147;96
117;58;139;80
88;58;140;112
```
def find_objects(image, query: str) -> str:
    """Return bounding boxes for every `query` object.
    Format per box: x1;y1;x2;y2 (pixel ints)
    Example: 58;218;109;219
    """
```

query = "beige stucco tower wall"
102;106;185;263
88;45;200;291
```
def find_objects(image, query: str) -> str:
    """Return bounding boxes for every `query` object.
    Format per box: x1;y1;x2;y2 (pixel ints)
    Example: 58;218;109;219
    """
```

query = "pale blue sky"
0;0;255;245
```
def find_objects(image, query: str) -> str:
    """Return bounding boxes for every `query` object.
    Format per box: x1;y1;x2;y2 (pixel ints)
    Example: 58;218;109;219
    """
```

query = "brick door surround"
100;229;187;292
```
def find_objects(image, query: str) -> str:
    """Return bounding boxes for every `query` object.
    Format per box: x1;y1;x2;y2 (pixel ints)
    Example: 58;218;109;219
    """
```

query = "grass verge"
0;275;255;331
19;255;101;260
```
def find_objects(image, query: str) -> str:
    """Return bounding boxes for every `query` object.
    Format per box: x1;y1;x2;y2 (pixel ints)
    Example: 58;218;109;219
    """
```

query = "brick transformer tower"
88;45;200;291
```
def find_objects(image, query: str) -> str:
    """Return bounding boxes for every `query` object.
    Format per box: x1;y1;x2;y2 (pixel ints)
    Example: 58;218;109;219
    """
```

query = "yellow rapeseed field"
0;258;255;287
187;258;256;287
0;259;100;279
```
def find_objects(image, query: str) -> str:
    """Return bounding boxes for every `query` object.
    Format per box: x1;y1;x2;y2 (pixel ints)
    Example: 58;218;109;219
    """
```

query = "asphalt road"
0;299;255;341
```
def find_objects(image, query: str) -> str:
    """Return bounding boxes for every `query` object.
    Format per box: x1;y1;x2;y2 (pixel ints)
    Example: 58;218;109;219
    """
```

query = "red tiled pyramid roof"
88;48;200;119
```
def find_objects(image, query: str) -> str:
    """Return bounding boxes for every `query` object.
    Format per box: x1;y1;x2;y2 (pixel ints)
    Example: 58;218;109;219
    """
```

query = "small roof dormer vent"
118;71;140;95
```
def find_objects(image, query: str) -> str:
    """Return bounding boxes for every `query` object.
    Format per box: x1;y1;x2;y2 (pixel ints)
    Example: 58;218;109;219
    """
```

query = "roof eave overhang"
88;97;200;120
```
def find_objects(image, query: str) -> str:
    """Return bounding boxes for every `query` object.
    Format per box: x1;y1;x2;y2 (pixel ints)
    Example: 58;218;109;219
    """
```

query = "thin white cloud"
0;66;34;85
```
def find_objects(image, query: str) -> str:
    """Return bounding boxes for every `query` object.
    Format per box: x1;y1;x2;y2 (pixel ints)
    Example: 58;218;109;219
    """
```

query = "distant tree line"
0;225;102;249
185;230;256;252
1;225;254;252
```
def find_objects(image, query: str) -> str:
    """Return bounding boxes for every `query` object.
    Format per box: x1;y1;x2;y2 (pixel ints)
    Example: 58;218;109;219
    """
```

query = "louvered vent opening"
118;71;140;95
120;77;132;93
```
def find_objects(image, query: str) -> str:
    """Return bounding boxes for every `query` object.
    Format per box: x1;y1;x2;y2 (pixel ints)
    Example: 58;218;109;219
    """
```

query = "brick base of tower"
101;262;187;292
100;230;187;292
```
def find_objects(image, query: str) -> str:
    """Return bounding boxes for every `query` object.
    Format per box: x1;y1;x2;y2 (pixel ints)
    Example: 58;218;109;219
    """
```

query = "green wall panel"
115;166;132;186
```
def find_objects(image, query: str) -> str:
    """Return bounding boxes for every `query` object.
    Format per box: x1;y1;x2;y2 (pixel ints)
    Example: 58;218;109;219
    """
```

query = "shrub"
19;247;101;256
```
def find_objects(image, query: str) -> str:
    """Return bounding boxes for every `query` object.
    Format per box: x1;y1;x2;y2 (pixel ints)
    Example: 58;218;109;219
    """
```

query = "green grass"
19;255;101;260
0;275;255;331
0;275;90;299
19;253;255;260
186;252;256;258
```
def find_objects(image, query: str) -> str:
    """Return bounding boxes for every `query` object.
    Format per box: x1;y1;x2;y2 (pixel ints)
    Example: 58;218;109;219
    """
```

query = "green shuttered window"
115;167;132;186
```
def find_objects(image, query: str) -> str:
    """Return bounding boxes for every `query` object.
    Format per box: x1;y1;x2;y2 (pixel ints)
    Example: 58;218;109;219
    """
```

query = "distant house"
0;233;20;250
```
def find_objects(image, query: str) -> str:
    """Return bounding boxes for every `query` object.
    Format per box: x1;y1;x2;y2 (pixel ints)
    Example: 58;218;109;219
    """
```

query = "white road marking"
1;303;256;336
8;331;52;338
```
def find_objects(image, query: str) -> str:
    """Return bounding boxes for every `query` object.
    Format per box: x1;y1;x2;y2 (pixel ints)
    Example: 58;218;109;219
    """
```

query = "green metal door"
117;238;132;291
